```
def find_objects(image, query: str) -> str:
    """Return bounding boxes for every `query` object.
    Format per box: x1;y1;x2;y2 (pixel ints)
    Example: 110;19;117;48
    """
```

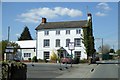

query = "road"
26;63;74;79
86;60;120;79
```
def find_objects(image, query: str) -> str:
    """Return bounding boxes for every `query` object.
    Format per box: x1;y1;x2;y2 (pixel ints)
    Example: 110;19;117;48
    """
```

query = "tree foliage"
82;15;95;59
109;49;115;53
18;26;33;41
98;44;110;54
116;49;120;55
0;40;20;61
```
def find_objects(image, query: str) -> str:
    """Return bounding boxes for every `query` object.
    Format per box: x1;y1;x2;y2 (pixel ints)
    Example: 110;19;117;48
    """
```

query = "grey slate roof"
35;20;87;30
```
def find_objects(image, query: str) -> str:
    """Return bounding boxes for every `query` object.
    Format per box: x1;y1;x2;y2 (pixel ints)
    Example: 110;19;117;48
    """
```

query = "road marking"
90;64;100;73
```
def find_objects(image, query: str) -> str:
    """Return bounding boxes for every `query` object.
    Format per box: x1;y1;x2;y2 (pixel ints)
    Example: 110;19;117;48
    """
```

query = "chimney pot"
87;13;92;16
42;18;47;23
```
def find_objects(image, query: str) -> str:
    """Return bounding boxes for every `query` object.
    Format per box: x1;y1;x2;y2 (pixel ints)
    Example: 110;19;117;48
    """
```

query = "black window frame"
74;38;81;47
66;30;70;35
66;39;70;47
43;39;50;47
56;39;60;47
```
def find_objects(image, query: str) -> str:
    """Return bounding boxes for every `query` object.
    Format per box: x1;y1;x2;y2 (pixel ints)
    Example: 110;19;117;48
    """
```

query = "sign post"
68;42;75;67
5;46;14;61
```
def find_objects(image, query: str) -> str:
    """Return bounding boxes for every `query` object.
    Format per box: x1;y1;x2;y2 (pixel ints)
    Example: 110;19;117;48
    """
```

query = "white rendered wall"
15;40;36;60
37;28;87;60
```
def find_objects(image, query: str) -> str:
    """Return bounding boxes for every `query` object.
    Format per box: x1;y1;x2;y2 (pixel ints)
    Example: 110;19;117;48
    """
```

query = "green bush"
32;56;38;62
2;61;27;80
38;58;44;62
28;58;31;61
73;57;80;64
80;59;88;63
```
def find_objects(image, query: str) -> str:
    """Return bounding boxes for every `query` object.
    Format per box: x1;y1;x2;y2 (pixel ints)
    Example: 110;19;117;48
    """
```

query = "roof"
35;20;87;30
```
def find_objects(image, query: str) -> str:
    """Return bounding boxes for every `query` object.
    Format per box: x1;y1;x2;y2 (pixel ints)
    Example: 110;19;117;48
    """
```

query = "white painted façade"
14;13;93;60
35;13;93;60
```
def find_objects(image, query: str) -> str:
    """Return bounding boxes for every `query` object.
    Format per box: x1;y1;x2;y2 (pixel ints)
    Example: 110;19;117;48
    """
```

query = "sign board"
5;46;14;53
68;42;75;50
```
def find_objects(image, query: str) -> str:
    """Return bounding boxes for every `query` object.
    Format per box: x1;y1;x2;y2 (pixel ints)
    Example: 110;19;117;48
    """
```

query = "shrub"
80;59;88;63
2;61;27;80
50;50;58;61
73;57;80;64
38;58;44;62
32;56;38;62
28;58;31;61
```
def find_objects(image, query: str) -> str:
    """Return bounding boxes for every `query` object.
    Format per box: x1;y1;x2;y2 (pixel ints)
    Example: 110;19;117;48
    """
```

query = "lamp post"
68;42;75;67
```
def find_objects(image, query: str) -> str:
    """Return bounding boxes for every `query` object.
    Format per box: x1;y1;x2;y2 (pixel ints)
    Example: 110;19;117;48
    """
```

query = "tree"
83;13;95;59
116;49;120;55
18;26;33;41
98;44;110;54
109;49;115;53
0;40;20;61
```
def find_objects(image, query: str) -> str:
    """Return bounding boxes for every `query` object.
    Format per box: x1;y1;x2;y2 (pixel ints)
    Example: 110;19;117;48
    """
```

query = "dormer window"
44;31;49;35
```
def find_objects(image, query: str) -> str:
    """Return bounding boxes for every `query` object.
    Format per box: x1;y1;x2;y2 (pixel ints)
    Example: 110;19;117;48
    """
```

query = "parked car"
61;57;73;64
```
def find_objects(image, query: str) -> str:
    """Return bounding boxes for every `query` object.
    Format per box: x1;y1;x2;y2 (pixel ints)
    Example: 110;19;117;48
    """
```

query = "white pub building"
35;13;93;60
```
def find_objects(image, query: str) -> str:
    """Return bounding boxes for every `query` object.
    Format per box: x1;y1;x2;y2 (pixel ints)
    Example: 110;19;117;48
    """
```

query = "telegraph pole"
8;26;10;42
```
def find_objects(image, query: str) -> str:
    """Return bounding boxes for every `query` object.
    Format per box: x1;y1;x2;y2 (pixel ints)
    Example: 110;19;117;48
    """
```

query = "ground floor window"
24;53;31;57
44;51;50;59
74;51;81;58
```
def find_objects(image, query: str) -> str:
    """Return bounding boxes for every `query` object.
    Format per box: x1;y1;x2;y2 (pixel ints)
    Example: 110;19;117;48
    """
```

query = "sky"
1;2;118;51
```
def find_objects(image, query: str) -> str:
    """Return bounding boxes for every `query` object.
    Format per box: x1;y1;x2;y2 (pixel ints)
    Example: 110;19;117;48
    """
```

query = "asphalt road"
26;63;73;79
87;60;120;79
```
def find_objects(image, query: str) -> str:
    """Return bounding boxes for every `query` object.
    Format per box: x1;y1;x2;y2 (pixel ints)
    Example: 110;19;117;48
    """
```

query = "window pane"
44;31;49;35
56;39;60;47
44;52;50;59
44;39;50;47
66;39;70;47
56;30;60;35
75;51;81;58
74;38;80;47
66;30;70;34
24;53;31;57
76;29;81;34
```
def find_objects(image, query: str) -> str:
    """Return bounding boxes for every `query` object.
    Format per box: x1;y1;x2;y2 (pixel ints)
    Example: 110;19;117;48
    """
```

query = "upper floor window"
56;39;60;47
44;31;49;35
44;39;50;47
76;29;81;34
66;30;70;35
74;38;81;47
66;39;70;47
56;30;60;35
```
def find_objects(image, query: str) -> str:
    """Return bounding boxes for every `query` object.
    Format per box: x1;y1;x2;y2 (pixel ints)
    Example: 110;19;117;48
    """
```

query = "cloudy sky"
2;2;118;50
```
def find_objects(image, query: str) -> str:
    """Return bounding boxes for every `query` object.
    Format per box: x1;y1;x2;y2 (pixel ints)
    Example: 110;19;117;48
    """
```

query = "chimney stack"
87;13;92;17
42;17;47;23
87;13;92;21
